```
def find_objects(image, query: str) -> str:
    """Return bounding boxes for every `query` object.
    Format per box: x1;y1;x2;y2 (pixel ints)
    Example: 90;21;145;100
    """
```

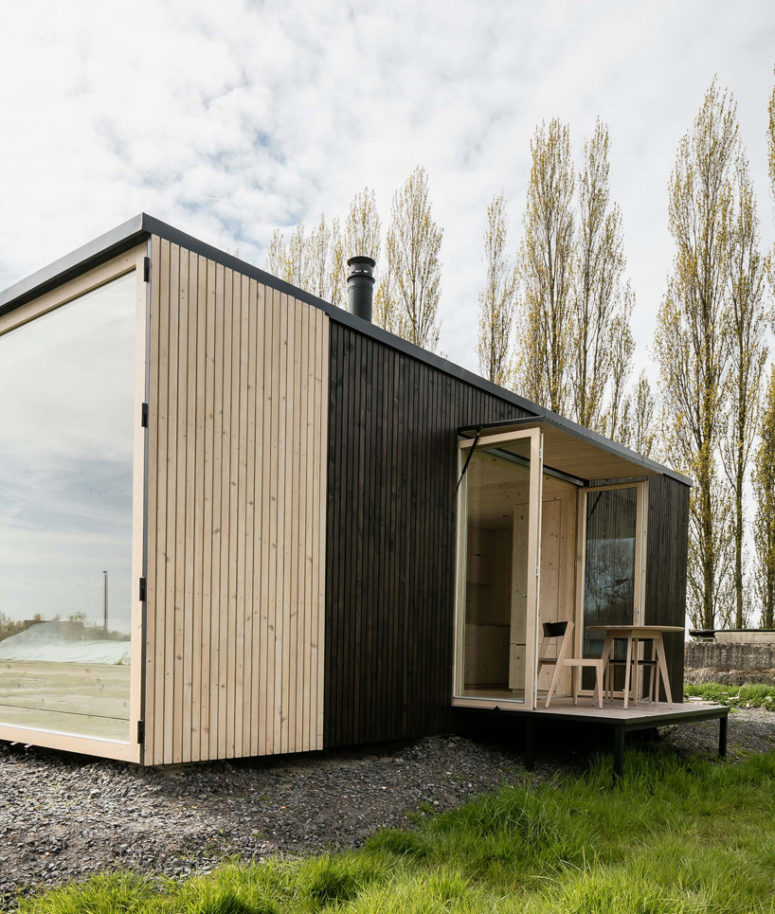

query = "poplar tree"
477;193;517;385
266;224;307;287
307;215;340;302
516;119;575;414
769;70;775;294
755;370;775;628
756;71;775;628
620;372;657;459
654;79;738;630
266;215;341;304
721;154;768;629
384;166;443;350
373;269;402;336
572;119;629;432
602;287;634;440
769;69;775;198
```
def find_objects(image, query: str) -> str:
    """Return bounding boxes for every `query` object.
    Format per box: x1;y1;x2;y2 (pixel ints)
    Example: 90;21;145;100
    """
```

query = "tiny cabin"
0;215;691;765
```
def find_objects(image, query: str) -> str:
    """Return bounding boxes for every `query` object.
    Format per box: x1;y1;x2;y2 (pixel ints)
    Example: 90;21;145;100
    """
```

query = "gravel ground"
1;708;774;906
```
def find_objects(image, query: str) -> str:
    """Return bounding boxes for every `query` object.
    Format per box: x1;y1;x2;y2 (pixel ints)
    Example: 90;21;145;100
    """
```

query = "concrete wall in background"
685;642;775;685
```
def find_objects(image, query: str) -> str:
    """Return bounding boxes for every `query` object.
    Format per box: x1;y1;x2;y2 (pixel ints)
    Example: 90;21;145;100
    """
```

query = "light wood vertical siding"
145;237;328;765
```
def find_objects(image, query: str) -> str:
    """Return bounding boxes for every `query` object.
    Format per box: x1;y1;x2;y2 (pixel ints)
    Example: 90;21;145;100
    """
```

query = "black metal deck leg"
613;726;625;782
525;718;536;771
719;713;728;757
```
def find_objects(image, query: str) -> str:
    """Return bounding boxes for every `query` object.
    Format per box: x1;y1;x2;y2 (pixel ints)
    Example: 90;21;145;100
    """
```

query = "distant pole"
103;570;109;634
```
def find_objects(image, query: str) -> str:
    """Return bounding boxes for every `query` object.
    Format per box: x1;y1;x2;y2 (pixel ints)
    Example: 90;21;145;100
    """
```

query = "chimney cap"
347;255;376;275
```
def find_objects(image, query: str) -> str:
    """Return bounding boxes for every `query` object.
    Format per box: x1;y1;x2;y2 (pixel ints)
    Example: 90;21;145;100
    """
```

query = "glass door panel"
581;486;640;686
456;432;540;704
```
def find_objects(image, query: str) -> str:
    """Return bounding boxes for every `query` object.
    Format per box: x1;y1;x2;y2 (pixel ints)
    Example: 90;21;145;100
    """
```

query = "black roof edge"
0;214;147;318
458;415;693;487
0;212;690;488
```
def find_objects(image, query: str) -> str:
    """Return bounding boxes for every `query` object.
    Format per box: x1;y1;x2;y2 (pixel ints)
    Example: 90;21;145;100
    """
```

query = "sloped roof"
0;213;691;487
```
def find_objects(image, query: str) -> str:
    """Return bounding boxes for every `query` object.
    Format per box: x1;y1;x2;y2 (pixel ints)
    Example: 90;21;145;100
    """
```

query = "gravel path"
1;709;774;906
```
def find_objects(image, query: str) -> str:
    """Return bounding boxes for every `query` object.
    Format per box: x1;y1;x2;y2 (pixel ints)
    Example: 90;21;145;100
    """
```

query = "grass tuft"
300;855;378;908
15;872;160;914
365;828;430;860
189;886;268;914
684;681;775;709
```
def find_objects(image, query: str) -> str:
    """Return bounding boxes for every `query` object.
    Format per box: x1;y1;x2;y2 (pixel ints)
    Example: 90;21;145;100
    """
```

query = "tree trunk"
701;470;716;631
734;462;744;629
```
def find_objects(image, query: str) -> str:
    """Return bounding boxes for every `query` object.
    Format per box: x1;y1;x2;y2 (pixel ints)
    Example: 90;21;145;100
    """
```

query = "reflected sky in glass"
0;272;136;631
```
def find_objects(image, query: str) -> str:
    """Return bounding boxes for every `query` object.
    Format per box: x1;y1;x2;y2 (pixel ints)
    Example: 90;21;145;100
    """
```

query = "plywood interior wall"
145;237;328;765
536;479;577;695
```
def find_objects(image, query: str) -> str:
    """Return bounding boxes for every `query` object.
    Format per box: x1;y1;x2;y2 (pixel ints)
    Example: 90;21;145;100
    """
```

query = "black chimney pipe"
347;255;376;322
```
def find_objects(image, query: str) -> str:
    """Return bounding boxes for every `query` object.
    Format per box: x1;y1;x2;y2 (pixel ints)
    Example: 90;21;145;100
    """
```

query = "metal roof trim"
0;214;147;317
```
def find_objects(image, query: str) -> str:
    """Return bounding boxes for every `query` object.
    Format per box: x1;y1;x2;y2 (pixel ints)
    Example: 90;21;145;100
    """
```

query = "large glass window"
0;273;137;742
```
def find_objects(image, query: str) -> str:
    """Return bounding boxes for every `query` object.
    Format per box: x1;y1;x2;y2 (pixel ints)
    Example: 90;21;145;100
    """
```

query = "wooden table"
587;625;684;709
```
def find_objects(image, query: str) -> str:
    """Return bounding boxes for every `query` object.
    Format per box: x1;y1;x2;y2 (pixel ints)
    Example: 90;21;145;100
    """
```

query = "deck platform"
455;697;729;780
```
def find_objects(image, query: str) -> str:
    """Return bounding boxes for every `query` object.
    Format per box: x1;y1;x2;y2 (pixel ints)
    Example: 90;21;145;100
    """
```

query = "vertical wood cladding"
145;237;328;765
644;475;690;701
324;324;530;748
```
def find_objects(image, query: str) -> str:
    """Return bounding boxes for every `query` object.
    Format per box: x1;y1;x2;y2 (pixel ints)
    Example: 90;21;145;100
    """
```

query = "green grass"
684;681;775;709
11;748;775;914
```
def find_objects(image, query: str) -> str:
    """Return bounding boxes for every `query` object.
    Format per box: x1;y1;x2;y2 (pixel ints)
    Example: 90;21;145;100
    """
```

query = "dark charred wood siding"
324;323;531;748
644;475;690;701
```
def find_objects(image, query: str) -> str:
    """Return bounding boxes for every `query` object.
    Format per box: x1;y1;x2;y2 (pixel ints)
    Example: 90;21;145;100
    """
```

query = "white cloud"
0;0;773;380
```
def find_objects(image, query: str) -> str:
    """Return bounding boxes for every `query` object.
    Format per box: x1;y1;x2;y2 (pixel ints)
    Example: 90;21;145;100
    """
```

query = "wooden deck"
531;696;726;724
454;697;729;780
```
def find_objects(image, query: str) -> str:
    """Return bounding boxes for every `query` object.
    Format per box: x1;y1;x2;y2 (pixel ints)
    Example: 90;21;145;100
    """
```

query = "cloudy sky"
0;0;773;378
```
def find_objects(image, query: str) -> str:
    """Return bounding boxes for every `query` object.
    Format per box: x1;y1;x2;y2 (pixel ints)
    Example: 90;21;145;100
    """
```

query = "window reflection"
582;487;638;678
0;272;136;741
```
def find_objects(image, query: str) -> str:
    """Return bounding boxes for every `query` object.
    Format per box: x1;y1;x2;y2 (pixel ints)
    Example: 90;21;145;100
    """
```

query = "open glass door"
578;483;648;686
453;429;543;708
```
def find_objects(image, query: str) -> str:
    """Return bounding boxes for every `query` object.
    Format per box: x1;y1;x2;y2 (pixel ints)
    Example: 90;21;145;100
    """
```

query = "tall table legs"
653;634;673;704
606;633;673;708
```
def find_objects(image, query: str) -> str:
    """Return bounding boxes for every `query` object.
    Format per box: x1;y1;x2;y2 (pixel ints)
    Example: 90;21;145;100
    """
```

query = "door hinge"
139;577;147;602
143;256;150;283
137;720;145;744
141;402;149;428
